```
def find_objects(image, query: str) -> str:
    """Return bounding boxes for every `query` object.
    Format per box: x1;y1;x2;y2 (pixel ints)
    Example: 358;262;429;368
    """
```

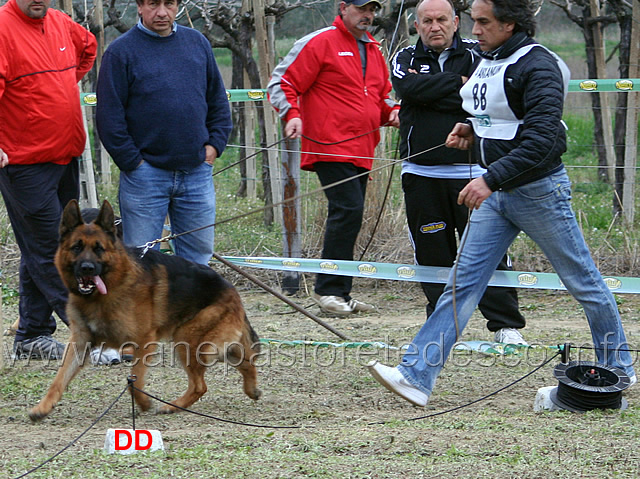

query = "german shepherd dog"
29;199;261;421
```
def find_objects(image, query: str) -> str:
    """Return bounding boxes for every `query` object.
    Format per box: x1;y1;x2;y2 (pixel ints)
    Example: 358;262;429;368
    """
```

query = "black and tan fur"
29;199;261;421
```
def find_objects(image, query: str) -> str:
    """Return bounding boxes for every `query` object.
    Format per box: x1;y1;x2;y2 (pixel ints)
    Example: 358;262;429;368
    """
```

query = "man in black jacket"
394;0;526;344
368;0;635;407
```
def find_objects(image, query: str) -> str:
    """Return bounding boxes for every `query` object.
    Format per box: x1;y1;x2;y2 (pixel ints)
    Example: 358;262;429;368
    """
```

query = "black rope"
130;385;304;430
573;345;640;353
13;385;130;479
368;351;561;425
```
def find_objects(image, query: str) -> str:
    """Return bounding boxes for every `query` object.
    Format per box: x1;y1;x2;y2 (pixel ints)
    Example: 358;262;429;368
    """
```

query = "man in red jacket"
268;0;399;316
0;0;97;360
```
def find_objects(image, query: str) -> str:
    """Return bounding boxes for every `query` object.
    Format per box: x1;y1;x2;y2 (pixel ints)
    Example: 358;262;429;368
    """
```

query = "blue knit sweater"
96;25;232;172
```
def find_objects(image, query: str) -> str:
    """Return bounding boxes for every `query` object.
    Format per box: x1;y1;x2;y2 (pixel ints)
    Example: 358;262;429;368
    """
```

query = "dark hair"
489;0;537;37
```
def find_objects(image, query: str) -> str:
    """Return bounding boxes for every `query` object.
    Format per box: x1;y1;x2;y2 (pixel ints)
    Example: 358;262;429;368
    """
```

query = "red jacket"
268;16;397;171
0;0;97;165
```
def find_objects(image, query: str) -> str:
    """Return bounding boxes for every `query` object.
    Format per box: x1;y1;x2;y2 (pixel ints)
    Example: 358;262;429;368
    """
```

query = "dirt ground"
1;280;640;478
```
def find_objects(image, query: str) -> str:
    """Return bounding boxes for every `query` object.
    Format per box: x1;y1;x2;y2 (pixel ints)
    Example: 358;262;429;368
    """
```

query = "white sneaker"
629;374;637;387
494;328;528;346
312;293;353;316
90;347;121;365
367;361;429;407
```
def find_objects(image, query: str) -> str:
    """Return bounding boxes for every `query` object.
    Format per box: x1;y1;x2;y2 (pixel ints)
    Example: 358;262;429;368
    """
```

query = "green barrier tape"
81;92;97;106
80;89;268;106
260;338;397;349
568;78;640;92
259;338;553;356
79;80;640;106
220;255;640;294
226;89;269;102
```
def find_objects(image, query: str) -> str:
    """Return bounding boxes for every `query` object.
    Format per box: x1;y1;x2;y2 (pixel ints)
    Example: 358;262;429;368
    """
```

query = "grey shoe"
90;347;121;365
311;293;353;316
13;335;65;360
347;298;376;313
367;361;429;407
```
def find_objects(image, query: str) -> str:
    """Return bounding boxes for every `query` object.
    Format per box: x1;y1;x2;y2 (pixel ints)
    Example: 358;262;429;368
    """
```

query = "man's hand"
387;109;400;127
285;118;302;139
446;122;474;150
458;176;492;210
205;145;218;166
0;148;8;168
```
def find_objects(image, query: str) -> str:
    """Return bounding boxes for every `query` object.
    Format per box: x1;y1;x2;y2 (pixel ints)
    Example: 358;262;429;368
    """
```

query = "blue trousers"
0;161;79;341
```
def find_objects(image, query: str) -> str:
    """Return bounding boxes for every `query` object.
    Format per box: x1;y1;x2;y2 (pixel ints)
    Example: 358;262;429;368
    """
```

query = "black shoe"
13;335;65;360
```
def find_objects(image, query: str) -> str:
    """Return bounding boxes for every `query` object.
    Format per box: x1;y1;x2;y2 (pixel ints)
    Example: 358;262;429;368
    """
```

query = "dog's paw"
156;405;178;415
249;389;262;401
28;407;51;422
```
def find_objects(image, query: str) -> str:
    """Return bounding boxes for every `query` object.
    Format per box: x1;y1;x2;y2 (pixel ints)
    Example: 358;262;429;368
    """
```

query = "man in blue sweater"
96;0;232;265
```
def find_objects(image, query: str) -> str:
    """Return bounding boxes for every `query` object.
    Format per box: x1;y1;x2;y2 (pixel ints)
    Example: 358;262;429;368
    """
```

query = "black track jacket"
392;32;478;166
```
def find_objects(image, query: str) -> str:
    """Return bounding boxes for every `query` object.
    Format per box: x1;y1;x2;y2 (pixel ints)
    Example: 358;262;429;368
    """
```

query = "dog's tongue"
93;275;107;295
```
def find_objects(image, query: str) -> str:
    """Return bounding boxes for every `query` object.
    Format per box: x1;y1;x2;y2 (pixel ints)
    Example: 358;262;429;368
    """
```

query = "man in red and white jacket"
0;0;97;360
268;0;399;316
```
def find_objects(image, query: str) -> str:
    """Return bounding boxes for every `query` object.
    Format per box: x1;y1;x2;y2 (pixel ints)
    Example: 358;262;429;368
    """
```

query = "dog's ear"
95;200;117;236
60;199;84;240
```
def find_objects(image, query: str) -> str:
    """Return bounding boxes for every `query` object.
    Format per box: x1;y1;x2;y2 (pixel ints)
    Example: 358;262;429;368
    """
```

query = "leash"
130;384;303;429
135;142;446;339
140;142;447;253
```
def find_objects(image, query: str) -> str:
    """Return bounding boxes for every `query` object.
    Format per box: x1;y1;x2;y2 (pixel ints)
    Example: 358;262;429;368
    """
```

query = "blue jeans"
119;161;215;265
399;168;636;395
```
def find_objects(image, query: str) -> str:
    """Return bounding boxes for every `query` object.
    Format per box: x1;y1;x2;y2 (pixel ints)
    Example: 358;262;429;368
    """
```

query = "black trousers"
0;161;79;341
402;173;525;332
313;162;368;301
